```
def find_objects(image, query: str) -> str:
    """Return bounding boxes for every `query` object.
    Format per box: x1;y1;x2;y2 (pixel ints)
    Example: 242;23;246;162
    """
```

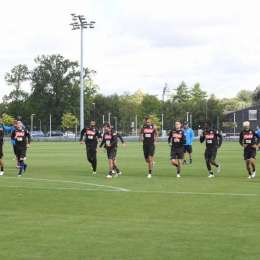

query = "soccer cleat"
17;173;22;177
251;171;256;178
0;171;4;176
248;175;252;179
117;172;122;176
112;170;116;174
106;174;113;179
216;164;221;174
177;173;181;178
147;174;152;179
92;171;97;175
208;174;215;178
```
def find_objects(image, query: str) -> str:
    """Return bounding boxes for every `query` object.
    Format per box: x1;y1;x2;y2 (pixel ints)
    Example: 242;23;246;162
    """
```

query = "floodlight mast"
70;14;95;130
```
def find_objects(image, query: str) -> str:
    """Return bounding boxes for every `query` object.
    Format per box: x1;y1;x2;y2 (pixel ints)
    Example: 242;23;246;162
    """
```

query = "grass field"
0;141;260;260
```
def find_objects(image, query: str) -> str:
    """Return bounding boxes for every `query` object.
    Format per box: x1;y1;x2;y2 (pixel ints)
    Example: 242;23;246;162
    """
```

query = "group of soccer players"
0;119;31;176
80;121;125;178
138;117;222;178
80;117;259;179
0;116;259;179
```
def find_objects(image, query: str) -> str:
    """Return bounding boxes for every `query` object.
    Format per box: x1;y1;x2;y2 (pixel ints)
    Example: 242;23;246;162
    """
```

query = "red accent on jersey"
205;134;214;139
243;134;253;139
86;130;95;136
104;134;112;140
15;131;25;138
143;128;154;134
172;133;182;139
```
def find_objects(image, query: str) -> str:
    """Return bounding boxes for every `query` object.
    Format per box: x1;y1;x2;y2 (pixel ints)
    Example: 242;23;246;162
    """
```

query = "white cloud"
1;0;260;100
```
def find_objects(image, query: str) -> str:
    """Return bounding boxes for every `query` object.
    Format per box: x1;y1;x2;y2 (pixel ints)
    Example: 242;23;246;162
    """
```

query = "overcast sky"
1;0;260;99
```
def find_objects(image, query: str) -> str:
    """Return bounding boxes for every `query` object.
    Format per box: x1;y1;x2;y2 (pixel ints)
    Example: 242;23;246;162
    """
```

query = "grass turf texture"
0;141;260;260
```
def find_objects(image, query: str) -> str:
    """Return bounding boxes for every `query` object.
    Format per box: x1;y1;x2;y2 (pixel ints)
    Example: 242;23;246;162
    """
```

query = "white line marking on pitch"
0;185;122;192
130;190;258;197
1;177;259;197
2;176;129;192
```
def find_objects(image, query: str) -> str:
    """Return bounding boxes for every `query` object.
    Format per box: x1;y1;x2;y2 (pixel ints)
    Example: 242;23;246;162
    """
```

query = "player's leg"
143;144;153;178
250;158;256;178
171;158;180;177
205;149;214;177
183;146;187;164
188;146;193;164
210;150;221;174
87;146;97;174
177;150;184;176
244;149;253;178
0;144;4;175
0;159;4;176
106;149;114;178
245;160;252;178
112;149;121;176
107;159;114;178
16;147;26;176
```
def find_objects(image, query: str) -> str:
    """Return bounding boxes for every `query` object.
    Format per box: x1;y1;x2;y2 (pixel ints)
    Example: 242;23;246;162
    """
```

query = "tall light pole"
161;83;169;136
30;114;36;132
205;99;208;120
108;112;111;124
39;119;42;132
49;114;52;137
70;14;96;131
135;114;138;136
114;117;118;132
186;112;189;123
233;112;236;136
92;102;96;121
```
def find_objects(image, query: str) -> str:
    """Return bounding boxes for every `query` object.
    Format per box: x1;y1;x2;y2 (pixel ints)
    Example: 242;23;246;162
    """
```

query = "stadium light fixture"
70;14;96;130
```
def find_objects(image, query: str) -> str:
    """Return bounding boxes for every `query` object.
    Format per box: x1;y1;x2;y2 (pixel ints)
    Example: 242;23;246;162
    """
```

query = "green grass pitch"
0;141;260;260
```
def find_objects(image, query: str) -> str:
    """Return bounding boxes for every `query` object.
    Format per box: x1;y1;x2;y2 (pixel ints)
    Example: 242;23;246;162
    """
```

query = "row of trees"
1;54;260;134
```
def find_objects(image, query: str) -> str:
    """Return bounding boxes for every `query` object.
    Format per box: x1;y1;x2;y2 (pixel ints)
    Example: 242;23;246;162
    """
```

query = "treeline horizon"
1;54;260;134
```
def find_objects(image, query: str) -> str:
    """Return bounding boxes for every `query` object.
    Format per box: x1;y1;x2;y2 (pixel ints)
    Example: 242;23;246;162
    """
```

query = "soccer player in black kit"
11;121;31;176
200;122;222;178
140;117;158;178
239;121;260;179
80;121;101;175
100;122;125;179
168;121;186;178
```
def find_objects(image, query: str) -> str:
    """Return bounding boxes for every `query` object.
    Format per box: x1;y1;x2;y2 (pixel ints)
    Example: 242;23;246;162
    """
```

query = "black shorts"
184;145;192;153
244;148;256;160
204;148;217;161
16;146;27;160
107;148;117;160
171;148;184;160
86;145;97;154
0;143;3;159
143;143;155;159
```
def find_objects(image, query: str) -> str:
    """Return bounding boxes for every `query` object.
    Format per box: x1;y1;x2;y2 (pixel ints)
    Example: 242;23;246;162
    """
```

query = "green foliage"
148;114;161;131
1;113;15;125
252;85;260;105
236;89;252;104
61;113;78;130
2;56;257;133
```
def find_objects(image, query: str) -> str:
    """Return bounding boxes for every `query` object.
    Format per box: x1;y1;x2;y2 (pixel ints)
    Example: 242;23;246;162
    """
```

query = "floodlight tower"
161;83;169;136
70;13;96;130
